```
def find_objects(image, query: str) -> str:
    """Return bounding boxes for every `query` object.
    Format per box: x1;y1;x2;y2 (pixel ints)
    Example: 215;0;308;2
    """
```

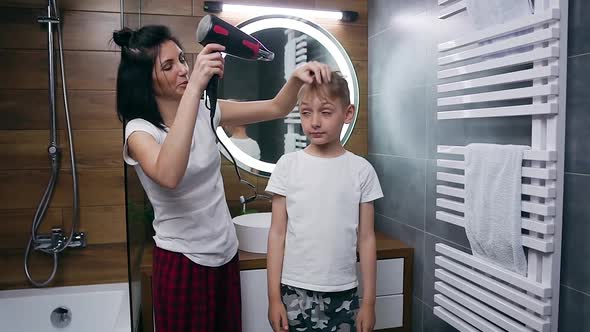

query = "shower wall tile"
558;286;590;332
412;297;424;332
369;87;427;158
370;154;426;230
567;0;590;57
561;173;590;294
565;54;590;174
368;0;398;36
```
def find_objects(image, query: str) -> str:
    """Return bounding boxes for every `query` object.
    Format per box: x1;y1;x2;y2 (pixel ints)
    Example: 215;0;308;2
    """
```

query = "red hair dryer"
196;15;275;120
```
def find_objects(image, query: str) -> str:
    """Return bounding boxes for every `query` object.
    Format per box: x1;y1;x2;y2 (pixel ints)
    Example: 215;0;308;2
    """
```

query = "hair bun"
113;28;134;47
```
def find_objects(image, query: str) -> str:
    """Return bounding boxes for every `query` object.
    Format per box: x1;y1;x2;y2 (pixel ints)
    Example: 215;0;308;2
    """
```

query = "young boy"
265;71;383;332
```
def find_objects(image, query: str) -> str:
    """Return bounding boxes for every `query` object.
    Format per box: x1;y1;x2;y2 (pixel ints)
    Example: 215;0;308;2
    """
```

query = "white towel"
465;0;534;59
464;143;529;276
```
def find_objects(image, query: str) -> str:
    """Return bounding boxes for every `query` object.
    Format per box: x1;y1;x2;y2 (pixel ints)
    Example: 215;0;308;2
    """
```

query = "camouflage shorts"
280;284;360;332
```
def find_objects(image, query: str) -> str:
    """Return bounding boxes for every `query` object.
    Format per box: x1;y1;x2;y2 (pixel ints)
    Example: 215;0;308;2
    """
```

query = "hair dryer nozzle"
196;14;274;61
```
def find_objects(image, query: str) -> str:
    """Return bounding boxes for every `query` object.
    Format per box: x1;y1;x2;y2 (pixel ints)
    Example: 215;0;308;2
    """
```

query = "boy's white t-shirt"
123;101;238;267
265;150;383;292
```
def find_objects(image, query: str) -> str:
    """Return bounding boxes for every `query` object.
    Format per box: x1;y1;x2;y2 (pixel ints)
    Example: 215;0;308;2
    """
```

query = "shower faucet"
33;228;86;252
240;193;272;214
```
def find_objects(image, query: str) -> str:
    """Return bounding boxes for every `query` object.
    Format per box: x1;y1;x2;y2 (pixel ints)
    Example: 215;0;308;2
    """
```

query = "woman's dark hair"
112;25;183;130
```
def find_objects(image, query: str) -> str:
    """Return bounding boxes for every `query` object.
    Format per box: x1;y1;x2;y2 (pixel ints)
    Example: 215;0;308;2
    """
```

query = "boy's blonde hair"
297;71;350;107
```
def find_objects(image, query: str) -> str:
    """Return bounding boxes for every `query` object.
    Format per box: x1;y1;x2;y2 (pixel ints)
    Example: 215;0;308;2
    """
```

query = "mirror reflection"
218;16;359;176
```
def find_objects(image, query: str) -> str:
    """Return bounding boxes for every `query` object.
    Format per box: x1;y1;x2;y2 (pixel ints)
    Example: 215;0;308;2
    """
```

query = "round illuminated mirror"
217;15;360;177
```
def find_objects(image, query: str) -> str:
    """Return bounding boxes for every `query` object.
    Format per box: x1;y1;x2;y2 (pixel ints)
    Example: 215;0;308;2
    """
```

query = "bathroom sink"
232;212;271;254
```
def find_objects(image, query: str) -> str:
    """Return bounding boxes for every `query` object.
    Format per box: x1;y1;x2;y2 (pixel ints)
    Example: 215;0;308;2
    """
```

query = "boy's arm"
357;201;377;332
267;194;289;331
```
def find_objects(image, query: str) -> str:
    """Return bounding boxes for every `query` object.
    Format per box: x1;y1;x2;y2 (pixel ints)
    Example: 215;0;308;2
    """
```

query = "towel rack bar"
435;269;551;331
522;235;554;252
434;306;480;332
437;145;557;161
437;84;558;107
436;198;555;216
435;211;555;252
437;103;558;120
438;0;458;6
437;182;555;199
437;198;465;213
438;47;558;80
438;66;558;93
439;28;560;66
437;173;556;192
438;9;560;52
436;256;552;315
435;243;552;297
437;171;465;184
435;283;536;332
439;0;467;19
437;160;557;180
435;295;505;332
522;218;555;234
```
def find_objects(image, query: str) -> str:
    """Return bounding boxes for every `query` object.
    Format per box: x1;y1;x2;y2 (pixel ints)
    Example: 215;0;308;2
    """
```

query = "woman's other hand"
292;61;332;85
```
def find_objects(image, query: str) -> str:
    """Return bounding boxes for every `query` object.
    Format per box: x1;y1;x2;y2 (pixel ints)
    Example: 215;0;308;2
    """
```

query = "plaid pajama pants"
152;246;242;332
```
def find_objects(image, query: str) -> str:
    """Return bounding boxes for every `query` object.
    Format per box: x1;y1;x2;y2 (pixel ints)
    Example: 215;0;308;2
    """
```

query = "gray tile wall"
368;0;590;331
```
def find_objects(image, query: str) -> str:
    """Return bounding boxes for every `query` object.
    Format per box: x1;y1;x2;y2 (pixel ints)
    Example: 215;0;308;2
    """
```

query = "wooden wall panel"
0;129;121;170
0;90;119;130
62;205;127;244
0;90;51;130
0;50;48;89
57;91;120;129
0;208;62;249
1;50;119;90
0;130;65;170
62;51;119;90
61;11;120;51
0;0;120;12
70;130;123;169
353;60;368;93
59;0;120;12
141;0;191;16
0;168;124;210
3;244;128;290
0;7;47;49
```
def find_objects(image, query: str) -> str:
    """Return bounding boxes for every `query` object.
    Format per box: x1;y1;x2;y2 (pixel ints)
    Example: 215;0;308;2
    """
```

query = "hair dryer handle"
206;75;219;120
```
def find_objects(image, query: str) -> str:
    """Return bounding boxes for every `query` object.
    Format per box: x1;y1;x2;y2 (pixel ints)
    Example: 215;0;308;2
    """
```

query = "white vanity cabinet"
141;234;412;332
240;255;411;332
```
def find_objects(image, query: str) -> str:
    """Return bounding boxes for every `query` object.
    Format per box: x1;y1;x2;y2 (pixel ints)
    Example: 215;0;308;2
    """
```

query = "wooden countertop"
141;232;413;274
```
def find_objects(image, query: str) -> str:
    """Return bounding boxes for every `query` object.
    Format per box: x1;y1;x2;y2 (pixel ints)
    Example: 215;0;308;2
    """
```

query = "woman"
112;25;330;332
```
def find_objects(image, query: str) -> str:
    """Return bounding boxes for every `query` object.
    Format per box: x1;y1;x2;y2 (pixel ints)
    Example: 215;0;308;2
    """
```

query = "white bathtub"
0;282;131;332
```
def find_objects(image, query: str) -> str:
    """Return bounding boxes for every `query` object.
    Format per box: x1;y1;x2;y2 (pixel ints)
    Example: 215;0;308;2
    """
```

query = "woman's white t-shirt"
265;150;383;292
123;101;238;267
